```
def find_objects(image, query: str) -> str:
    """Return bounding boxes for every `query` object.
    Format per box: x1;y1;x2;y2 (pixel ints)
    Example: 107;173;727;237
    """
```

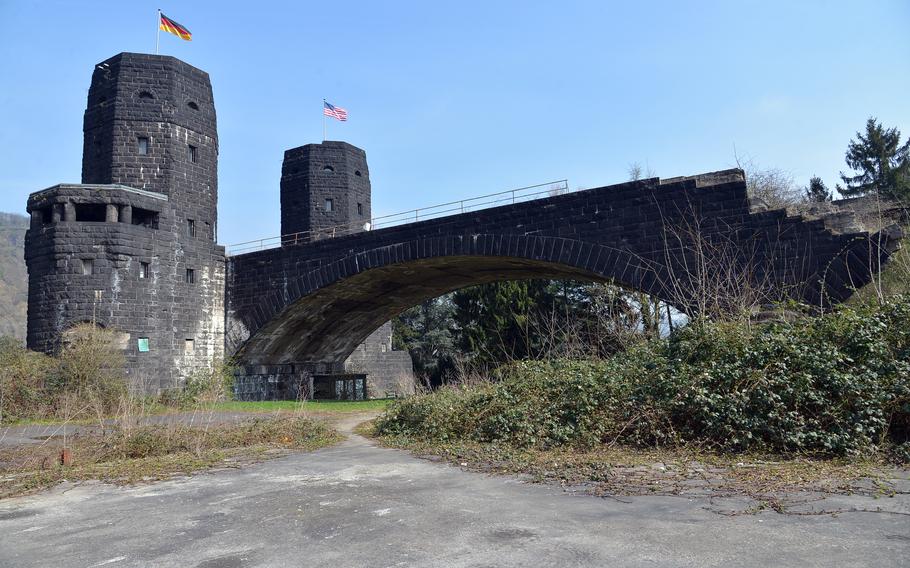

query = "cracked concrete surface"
1;416;908;567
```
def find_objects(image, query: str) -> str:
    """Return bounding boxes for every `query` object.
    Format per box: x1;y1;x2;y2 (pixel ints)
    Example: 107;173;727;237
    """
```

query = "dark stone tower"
280;141;371;240
25;53;225;393
239;140;414;399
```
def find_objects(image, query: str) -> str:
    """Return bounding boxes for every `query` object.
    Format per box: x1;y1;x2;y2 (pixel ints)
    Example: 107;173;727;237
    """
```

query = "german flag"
159;13;192;41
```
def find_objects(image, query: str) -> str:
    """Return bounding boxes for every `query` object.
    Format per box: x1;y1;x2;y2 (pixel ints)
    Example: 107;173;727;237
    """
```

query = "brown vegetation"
0;415;340;498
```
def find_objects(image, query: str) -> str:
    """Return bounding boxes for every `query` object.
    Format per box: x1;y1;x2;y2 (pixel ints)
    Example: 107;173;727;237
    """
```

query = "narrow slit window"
188;144;198;163
137;137;149;155
187;219;196;237
80;258;94;275
324;198;334;212
139;261;150;279
357;203;363;216
185;268;195;284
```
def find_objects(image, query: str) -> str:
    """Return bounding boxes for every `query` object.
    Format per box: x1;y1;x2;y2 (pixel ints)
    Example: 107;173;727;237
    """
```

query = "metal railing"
226;179;570;255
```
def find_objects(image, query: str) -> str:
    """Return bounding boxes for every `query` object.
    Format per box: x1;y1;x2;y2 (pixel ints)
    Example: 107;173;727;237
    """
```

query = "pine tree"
805;176;832;202
393;296;458;385
452;280;554;363
838;117;910;200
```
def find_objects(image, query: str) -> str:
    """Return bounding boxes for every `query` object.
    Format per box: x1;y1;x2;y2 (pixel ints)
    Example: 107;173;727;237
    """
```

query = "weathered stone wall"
24;53;225;393
344;322;416;397
232;364;312;401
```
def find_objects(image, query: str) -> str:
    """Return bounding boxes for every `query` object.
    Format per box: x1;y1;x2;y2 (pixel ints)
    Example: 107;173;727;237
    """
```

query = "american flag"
323;101;348;121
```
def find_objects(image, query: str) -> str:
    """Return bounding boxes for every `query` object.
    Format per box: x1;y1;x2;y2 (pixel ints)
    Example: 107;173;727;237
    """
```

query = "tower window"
138;91;154;100
322;165;334;173
355;170;362;177
357;203;363;215
137;137;149;155
79;258;94;275
185;338;195;353
139;261;150;279
324;198;334;212
185;268;195;284
187;101;199;111
187;219;196;237
188;145;198;163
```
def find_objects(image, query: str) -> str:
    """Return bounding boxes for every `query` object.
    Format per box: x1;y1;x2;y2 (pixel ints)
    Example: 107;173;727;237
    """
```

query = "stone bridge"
225;168;901;379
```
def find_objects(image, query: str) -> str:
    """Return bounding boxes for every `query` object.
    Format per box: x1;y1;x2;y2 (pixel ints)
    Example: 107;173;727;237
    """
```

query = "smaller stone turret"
280;141;371;240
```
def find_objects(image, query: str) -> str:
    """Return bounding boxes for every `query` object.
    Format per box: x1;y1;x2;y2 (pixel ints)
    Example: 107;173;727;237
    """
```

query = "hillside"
0;212;28;341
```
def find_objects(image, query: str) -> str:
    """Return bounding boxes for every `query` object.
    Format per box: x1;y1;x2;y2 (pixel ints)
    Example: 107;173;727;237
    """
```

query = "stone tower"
276;141;415;398
280;141;372;240
25;53;225;393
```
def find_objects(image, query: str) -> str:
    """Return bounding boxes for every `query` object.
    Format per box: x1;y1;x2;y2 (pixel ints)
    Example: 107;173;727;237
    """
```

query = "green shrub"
375;296;910;459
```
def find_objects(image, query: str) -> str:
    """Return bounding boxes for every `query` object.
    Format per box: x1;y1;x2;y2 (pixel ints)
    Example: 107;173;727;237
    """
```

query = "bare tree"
734;153;803;209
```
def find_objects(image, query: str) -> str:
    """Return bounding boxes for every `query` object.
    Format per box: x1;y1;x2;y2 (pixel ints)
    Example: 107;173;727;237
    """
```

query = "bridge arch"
225;170;902;372
228;234;667;364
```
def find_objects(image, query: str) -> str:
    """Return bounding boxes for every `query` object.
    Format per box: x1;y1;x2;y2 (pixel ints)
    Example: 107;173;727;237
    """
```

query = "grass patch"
211;399;392;414
0;415;341;499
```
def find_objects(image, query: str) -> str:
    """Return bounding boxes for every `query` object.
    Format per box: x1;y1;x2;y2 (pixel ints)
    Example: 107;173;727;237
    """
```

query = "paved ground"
1;415;908;567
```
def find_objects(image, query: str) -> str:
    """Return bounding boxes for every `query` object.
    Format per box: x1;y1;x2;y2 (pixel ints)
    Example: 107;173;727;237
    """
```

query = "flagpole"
322;99;326;142
155;9;161;55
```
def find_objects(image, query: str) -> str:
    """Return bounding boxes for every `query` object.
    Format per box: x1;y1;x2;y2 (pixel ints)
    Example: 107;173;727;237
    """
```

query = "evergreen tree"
452;280;555;363
805;176;832;202
393;296;458;385
838;117;910;200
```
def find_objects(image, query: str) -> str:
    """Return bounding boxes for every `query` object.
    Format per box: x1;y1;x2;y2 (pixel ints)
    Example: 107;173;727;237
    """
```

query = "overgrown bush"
56;324;127;416
375;296;910;459
0;337;57;423
158;362;235;408
0;324;127;423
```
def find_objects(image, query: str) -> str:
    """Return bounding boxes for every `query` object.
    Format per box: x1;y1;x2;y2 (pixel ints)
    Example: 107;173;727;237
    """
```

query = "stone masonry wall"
280;142;371;239
344;322;416;397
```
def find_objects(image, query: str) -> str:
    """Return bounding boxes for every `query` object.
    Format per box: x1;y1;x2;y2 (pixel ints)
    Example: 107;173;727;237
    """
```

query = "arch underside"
234;254;617;365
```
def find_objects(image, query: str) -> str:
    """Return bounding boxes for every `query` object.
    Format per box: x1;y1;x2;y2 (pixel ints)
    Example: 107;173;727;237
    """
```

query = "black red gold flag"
160;13;192;41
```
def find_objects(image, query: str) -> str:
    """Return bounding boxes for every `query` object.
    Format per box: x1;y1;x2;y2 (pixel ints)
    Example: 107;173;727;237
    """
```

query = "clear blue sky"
1;1;908;244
